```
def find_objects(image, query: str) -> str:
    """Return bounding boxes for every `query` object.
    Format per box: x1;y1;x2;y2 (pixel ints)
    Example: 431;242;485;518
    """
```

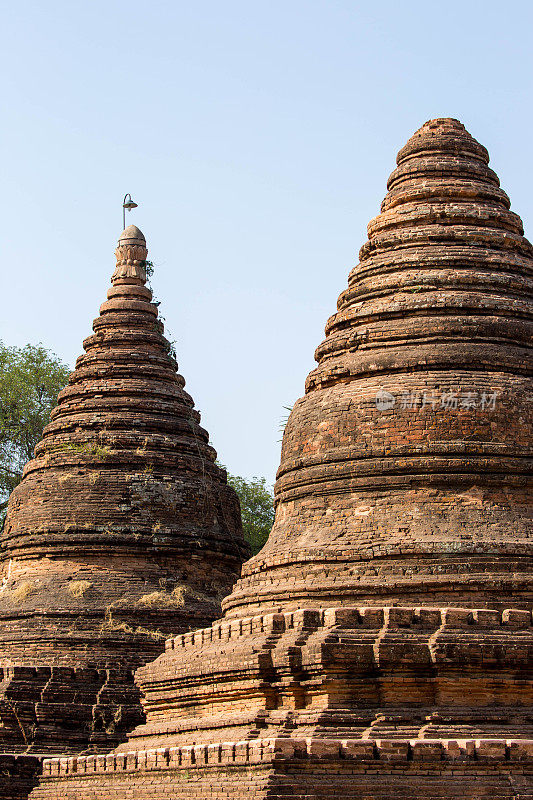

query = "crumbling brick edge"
42;737;533;778
0;755;43;800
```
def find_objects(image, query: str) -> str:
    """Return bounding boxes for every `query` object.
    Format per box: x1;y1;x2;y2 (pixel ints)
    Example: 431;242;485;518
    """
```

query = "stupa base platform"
32;738;533;799
95;604;533;749
29;604;533;799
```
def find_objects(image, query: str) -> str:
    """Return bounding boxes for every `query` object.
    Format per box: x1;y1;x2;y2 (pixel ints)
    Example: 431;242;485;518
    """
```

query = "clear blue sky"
1;1;532;485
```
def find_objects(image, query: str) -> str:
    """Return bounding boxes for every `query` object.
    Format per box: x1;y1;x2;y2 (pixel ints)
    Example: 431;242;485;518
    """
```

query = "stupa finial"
112;224;148;284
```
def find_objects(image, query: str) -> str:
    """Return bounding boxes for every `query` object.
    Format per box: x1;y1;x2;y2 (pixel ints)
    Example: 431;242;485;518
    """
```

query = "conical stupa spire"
0;225;248;757
223;117;533;616
31;120;533;800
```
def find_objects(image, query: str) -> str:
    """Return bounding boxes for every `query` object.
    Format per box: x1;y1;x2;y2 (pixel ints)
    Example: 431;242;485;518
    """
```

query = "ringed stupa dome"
31;119;533;800
0;223;249;760
224;117;533;617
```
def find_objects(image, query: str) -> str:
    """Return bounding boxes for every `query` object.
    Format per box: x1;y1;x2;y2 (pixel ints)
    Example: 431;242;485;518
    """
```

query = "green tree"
225;473;274;556
0;342;70;525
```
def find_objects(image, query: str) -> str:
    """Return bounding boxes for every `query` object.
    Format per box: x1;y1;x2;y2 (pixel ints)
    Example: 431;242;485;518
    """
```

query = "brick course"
28;119;533;798
224;117;532;618
0;226;248;792
34;739;533;799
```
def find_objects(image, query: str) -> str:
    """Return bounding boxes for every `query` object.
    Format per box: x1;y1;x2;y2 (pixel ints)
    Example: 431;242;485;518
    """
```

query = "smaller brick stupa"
0;224;248;798
35;120;533;800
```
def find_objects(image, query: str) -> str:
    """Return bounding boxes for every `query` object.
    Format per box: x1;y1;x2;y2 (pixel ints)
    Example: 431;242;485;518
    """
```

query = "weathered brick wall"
0;225;248;761
0;757;42;800
32;738;533;799
223;117;532;618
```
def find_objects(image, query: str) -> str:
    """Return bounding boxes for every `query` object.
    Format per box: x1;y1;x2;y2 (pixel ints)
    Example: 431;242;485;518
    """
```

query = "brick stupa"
0;226;248;797
33;120;533;799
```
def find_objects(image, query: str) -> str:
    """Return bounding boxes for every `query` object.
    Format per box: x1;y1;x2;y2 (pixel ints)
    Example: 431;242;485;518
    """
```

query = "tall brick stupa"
33;120;533;799
0;225;249;797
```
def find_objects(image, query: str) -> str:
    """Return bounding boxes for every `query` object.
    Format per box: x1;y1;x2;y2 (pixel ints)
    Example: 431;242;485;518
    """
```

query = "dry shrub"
101;610;165;640
137;585;185;608
101;611;135;635
134;625;166;640
171;585;186;604
69;580;92;598
11;581;36;602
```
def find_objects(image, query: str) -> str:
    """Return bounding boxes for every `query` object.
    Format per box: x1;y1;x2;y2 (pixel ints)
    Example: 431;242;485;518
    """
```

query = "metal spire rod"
122;193;138;229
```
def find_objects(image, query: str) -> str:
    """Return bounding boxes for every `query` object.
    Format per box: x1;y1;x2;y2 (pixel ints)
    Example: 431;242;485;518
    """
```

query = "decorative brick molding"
41;737;533;777
165;605;533;654
32;739;533;800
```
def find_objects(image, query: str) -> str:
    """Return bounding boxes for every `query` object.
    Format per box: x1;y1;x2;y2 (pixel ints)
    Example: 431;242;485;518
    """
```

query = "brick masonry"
35;739;533;800
0;757;42;800
0;226;249;790
223;118;532;618
27;119;533;798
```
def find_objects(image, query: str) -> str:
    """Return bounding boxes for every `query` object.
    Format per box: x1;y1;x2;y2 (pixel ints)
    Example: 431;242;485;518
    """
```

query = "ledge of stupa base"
222;577;533;619
104;603;533;753
32;738;533;800
0;755;43;800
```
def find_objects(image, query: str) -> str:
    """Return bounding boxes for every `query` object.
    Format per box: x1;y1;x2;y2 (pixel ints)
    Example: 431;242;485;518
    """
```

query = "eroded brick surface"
28;119;533;798
0;226;249;770
224;117;533;617
0;756;41;800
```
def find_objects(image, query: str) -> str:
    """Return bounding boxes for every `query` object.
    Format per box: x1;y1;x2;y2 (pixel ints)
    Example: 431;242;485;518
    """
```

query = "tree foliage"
0;342;70;522
225;473;274;556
